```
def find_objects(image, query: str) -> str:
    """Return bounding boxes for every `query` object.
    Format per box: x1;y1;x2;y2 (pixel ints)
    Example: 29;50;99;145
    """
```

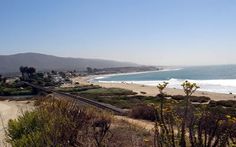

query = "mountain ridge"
0;53;139;74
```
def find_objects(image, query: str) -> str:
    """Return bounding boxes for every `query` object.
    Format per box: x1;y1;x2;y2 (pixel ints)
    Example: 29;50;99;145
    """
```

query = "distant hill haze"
0;53;138;74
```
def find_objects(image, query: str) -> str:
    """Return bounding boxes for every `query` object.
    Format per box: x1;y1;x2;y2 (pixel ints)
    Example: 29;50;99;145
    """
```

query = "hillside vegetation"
6;82;236;146
6;97;152;147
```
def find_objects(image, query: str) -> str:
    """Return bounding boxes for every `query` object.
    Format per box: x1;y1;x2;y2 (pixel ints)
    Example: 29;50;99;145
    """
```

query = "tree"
93;68;99;73
19;66;25;79
2;77;7;84
19;66;36;80
0;74;3;85
180;81;199;147
157;82;169;130
86;67;93;74
51;70;57;75
155;82;174;146
59;72;66;78
19;66;28;80
27;67;36;78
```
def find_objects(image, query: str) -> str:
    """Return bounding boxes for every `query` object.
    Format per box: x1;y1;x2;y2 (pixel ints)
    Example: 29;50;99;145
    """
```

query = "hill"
0;53;138;74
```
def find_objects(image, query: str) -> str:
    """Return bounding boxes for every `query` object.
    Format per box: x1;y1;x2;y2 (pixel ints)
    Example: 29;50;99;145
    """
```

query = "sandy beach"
0;100;34;145
71;76;236;101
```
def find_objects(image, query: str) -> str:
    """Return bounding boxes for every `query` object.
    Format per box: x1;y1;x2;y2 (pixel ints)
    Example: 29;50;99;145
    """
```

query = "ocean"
95;65;236;94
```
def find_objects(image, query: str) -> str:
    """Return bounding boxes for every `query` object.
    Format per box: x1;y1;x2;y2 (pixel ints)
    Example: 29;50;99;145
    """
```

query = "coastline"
71;75;236;101
90;68;236;95
91;68;182;81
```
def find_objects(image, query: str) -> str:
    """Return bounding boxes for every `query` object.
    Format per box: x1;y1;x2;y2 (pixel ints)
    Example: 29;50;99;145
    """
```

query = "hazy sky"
0;0;236;66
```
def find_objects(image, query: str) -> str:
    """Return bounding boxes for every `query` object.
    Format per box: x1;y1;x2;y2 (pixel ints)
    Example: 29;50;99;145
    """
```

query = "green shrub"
0;86;34;96
190;96;210;103
171;95;210;103
211;100;236;108
7;111;44;147
6;98;112;147
210;100;228;107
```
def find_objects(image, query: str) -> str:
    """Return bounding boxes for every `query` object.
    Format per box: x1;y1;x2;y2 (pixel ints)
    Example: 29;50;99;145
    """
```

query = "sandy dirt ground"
0;100;34;146
114;116;154;131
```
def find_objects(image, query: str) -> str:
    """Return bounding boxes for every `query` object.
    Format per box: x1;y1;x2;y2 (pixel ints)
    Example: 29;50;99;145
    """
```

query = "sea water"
95;65;236;94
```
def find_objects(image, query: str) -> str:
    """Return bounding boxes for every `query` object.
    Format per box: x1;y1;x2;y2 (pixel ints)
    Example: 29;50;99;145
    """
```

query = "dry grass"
5;96;155;147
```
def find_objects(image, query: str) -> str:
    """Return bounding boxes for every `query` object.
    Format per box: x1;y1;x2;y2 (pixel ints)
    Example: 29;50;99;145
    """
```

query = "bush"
190;96;210;103
170;95;185;101
171;95;210;103
210;100;236;108
0;87;34;96
6;98;112;147
7;111;44;146
216;100;236;108
130;104;158;121
140;91;147;94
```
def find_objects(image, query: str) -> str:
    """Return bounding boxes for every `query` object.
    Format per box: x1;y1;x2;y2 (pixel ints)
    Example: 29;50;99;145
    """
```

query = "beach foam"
94;66;236;94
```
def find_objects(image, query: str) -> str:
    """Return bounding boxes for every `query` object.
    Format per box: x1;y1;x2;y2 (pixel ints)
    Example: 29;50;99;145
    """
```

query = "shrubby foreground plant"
6;98;112;147
152;81;236;147
6;97;152;147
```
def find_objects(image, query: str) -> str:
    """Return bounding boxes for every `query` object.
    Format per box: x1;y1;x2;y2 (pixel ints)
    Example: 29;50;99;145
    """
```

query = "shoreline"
71;75;236;101
91;68;182;81
90;69;236;95
94;80;236;94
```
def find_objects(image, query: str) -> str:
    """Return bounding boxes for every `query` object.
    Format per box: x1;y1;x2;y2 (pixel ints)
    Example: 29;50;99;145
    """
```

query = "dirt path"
114;116;154;131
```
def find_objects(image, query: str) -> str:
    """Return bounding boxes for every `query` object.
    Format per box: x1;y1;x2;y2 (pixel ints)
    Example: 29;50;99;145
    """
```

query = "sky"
0;0;236;66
